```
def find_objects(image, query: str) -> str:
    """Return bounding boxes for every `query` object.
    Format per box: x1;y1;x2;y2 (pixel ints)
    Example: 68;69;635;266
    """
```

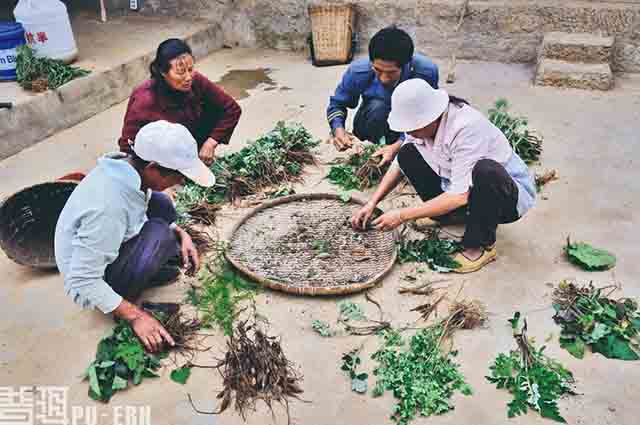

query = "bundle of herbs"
175;122;318;221
327;142;388;191
397;229;461;272
486;312;576;423
191;316;303;423
552;280;640;360
187;243;257;336
16;44;91;92
371;324;473;425
488;99;543;164
85;311;202;402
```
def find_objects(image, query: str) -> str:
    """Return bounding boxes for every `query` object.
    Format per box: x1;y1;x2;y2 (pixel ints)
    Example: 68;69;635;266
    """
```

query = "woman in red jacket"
119;38;242;165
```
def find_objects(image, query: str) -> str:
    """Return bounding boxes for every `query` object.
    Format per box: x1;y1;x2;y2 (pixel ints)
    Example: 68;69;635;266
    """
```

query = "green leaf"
337;189;352;203
461;384;473;396
170;366;192;385
98;361;115;368
87;365;101;397
587;323;611;343
593;335;640;360
111;375;128;391
560;337;585;359
508;312;521;330
311;319;334;337
565;241;616;271
351;377;368;394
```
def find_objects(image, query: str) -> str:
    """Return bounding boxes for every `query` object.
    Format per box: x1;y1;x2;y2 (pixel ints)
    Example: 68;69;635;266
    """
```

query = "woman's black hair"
369;26;414;68
129;151;178;176
449;95;470;107
149;38;193;80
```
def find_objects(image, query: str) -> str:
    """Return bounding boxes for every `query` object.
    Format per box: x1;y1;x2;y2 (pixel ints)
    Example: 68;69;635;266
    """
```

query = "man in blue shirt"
327;26;439;165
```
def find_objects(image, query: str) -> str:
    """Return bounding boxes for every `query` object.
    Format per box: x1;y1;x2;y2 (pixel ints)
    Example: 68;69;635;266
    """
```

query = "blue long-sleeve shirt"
327;54;439;133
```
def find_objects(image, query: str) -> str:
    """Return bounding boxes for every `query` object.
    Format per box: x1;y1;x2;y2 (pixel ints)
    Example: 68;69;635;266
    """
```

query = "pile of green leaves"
175;122;318;221
85;320;165;402
371;325;472;425
187;244;257;335
16;44;90;91
341;349;369;394
487;312;575;423
311;319;334;337
397;230;461;272
488;99;543;164
328;143;388;191
565;238;616;271
552;281;640;360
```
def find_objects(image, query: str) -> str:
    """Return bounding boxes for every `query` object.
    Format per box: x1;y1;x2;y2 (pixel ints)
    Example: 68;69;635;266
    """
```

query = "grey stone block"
534;59;613;90
540;32;614;63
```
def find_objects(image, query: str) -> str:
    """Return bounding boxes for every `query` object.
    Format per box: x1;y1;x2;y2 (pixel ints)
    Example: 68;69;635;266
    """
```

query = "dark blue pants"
104;192;179;301
353;98;401;145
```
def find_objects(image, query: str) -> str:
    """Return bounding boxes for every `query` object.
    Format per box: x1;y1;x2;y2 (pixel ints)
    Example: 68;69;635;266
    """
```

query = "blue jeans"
104;192;179;301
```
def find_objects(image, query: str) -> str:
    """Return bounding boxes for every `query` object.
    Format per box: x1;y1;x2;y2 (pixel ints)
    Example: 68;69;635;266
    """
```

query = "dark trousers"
104;192;180;301
397;143;519;248
353;99;401;145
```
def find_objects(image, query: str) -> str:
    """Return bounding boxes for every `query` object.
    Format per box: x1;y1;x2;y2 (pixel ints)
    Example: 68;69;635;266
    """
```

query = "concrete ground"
1;48;640;425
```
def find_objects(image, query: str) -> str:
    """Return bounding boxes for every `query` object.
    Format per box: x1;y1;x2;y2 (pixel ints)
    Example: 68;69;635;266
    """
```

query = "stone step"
534;59;614;90
540;32;615;64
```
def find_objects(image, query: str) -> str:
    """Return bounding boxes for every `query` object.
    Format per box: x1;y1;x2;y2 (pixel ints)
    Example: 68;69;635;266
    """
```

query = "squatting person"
351;79;536;273
119;38;242;165
327;26;439;166
55;121;215;352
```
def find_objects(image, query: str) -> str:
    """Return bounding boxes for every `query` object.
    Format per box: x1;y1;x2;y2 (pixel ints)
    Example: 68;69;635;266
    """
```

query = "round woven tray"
226;193;397;295
0;181;79;268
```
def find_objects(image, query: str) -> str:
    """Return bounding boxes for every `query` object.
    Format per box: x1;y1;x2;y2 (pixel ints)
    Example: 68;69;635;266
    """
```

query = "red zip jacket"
118;72;241;152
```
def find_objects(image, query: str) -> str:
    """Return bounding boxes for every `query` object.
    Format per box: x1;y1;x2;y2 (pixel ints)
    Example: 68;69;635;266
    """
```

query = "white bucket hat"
132;120;215;187
388;79;449;132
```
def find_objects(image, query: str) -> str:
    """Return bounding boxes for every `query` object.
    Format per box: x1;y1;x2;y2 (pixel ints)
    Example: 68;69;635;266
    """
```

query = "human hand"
199;138;218;166
372;210;405;231
351;202;377;230
131;311;175;352
372;143;399;167
179;231;200;272
331;128;353;151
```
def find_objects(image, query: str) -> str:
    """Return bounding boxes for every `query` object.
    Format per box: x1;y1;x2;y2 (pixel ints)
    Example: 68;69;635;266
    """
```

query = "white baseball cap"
388;79;450;132
132;121;215;187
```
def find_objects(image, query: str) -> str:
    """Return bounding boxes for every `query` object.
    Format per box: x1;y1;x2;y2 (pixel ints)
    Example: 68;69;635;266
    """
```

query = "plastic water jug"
14;0;78;63
0;22;25;81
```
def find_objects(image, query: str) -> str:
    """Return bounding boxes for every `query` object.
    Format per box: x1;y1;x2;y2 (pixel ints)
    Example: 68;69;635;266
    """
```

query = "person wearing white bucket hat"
55;121;216;352
352;79;536;273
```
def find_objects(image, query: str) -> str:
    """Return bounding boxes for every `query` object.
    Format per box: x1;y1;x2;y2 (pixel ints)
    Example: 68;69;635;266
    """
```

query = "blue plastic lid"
0;22;25;38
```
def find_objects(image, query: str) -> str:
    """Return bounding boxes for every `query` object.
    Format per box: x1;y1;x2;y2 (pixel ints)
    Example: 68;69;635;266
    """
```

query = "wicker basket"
0;181;80;268
226;193;397;296
308;3;356;66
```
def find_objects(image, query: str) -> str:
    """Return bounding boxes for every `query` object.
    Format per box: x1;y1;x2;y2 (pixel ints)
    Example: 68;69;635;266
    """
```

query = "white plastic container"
14;0;78;63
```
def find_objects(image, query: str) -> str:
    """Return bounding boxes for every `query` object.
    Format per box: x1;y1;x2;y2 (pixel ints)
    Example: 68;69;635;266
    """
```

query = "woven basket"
226;193;397;296
0;181;79;268
308;3;356;66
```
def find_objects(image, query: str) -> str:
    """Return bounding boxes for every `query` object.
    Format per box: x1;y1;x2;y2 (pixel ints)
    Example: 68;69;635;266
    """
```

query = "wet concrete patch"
214;68;276;100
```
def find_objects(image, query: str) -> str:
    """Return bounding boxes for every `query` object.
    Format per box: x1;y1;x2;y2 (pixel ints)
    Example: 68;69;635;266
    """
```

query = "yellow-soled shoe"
451;246;497;274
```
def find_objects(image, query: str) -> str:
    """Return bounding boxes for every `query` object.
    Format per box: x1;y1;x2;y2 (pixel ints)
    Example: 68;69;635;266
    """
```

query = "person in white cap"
55;121;215;352
352;79;536;273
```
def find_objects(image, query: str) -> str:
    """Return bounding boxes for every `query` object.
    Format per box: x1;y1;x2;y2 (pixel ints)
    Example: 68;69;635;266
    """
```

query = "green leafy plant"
487;312;576;423
16;44;90;92
341;349;368;394
552;281;640;360
488;99;543;164
338;301;367;322
311;319;335;337
190;244;257;335
565;238;616;271
84;321;164;402
397;230;461;272
175;122;318;223
170;365;192;385
371;325;472;424
328;143;388;191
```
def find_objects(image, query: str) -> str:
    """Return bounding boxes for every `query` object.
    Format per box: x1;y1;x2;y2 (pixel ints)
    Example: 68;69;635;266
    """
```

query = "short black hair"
369;26;415;67
130;152;179;177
